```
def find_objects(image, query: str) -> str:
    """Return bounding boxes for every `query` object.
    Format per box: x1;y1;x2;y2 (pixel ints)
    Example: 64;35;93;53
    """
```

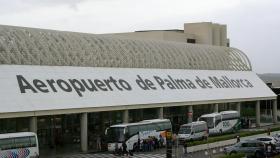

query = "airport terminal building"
0;22;277;153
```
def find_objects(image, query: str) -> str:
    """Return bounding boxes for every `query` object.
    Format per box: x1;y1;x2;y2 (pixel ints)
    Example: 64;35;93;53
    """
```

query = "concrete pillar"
236;102;241;115
80;113;88;152
158;107;164;119
188;105;193;123
214;104;219;113
273;99;278;124
29;117;37;133
123;110;129;123
256;101;261;127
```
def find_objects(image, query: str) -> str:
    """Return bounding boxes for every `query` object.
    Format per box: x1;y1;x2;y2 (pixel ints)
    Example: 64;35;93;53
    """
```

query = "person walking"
122;141;128;156
96;135;102;151
236;135;240;143
267;127;271;136
183;141;188;156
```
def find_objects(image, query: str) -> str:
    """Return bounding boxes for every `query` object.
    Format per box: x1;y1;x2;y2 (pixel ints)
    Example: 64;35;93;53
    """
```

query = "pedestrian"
159;134;164;148
267;127;271;136
122;141;128;156
236;135;240;143
96;134;102;151
137;138;141;152
183;141;188;155
266;142;273;157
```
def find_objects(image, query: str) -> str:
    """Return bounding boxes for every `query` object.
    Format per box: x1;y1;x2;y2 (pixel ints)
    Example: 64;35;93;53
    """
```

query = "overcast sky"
0;0;279;74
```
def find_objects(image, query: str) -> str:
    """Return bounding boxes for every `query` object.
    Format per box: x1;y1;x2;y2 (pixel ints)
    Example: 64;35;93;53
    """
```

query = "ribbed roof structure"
0;25;251;71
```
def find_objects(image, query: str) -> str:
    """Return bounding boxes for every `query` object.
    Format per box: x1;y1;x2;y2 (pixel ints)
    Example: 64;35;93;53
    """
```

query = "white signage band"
0;65;276;114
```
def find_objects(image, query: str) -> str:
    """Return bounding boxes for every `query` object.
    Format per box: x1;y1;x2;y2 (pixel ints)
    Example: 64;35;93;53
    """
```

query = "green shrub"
219;153;245;158
185;126;280;147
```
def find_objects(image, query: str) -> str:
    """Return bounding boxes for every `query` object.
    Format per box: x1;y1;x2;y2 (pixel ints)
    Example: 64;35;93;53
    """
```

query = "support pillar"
236;102;241;115
158;107;164;119
81;113;88;152
256;101;260;127
123;110;129;123
273;99;278;124
29;117;37;133
214;104;219;113
188;105;193;123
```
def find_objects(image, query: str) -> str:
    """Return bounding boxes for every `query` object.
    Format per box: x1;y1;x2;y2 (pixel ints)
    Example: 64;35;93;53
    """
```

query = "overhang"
0;65;276;118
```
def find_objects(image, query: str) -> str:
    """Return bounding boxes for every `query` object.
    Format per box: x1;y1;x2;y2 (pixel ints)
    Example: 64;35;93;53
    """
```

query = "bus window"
30;136;37;147
14;137;30;148
200;117;214;129
163;122;171;130
146;124;154;131
215;116;222;127
128;126;139;137
106;127;125;142
0;138;13;150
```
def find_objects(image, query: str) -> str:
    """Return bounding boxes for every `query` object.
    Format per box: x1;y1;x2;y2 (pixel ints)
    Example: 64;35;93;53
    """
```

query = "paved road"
62;147;224;158
42;130;280;158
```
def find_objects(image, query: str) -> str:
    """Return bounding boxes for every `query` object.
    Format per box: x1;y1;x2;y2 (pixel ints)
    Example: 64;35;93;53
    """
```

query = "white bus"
105;119;172;152
0;132;39;158
198;111;240;135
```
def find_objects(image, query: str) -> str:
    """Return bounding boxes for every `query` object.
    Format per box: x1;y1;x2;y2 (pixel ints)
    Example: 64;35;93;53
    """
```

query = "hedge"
186;126;280;147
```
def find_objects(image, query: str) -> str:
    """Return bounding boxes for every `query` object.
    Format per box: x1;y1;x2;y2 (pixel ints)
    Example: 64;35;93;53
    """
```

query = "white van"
178;121;208;143
0;132;39;158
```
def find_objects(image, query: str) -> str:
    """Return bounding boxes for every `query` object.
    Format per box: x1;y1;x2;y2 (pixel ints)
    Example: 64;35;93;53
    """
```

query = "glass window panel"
14;137;31;148
0;138;14;150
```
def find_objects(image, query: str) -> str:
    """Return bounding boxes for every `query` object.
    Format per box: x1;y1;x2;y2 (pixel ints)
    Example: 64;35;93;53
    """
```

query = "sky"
0;0;279;74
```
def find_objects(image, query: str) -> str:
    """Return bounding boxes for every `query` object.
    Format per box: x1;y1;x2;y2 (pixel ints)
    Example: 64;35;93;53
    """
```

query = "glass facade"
88;111;123;151
0;117;29;134
37;114;80;152
0;101;276;155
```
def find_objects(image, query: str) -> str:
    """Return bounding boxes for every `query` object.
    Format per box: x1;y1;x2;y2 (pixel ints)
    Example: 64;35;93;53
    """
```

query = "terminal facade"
0;22;277;154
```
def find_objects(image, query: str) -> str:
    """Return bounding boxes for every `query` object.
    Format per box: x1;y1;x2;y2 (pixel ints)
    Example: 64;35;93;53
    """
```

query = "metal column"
273;99;278;124
256;101;260;127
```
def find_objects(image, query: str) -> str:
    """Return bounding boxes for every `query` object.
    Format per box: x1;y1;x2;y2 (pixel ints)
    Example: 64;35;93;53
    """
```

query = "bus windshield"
178;126;191;134
199;117;214;129
106;127;125;143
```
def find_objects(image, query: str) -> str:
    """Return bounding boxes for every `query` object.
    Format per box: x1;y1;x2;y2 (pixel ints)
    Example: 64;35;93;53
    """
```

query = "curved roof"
0;25;252;71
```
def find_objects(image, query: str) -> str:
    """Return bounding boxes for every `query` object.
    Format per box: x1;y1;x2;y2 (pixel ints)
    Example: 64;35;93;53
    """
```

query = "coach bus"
105;119;172;152
198;111;240;135
0;132;39;158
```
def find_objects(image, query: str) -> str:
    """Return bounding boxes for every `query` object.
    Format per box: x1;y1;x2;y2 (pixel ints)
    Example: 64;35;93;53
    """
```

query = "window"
258;138;272;141
178;126;191;134
30;136;37;147
0;138;14;150
241;143;248;147
0;136;36;150
128;126;139;137
187;39;196;44
14;137;31;148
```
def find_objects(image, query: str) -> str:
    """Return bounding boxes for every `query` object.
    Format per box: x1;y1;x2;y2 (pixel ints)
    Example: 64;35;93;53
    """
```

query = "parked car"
254;136;278;145
178;121;208;144
224;139;265;158
272;133;280;142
